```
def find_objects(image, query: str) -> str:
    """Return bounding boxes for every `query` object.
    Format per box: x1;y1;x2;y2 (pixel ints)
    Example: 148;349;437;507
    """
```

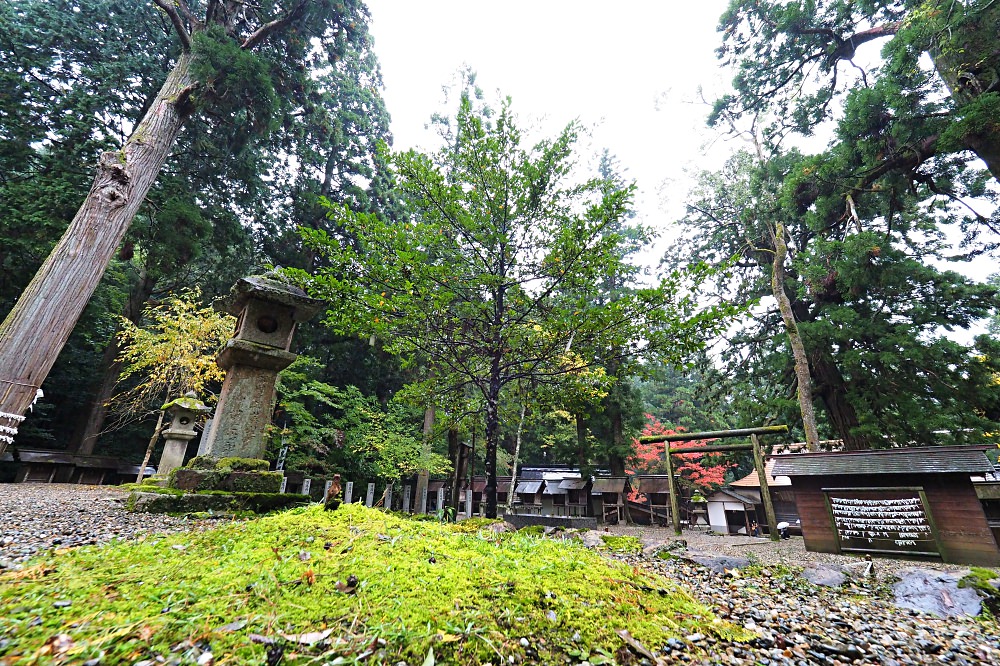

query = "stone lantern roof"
215;271;324;322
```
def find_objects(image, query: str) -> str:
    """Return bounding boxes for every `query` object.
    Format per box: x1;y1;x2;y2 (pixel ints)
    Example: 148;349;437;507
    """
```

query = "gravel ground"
0;483;216;568
2;483;999;665
603;523;972;580
600;524;1000;665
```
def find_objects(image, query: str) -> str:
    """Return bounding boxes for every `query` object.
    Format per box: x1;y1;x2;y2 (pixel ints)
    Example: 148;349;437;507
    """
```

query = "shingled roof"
772;445;994;477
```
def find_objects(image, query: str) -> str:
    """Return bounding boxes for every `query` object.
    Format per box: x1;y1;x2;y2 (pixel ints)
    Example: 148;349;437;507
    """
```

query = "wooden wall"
792;473;1000;566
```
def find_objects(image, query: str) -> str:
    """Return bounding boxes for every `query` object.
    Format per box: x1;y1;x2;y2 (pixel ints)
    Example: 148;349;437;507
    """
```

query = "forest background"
2;0;1000;500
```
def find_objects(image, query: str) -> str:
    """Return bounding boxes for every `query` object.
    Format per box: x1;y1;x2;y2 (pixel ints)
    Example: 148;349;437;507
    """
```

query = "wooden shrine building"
772;445;1000;566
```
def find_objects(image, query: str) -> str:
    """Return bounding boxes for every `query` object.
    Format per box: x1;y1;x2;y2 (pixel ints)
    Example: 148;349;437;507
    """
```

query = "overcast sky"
364;1;733;246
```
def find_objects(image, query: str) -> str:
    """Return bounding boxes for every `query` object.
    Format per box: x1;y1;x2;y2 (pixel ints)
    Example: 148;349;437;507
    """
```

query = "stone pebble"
0;483;216;569
603;525;1000;665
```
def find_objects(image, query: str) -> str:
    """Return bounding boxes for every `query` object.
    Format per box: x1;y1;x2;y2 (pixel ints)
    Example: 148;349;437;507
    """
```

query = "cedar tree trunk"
0;52;197;455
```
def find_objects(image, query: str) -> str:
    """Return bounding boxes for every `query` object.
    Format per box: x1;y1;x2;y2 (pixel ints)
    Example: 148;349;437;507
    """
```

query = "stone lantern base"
126;455;307;515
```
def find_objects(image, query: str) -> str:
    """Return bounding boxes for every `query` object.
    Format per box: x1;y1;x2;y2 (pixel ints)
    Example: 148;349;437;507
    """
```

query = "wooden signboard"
824;487;941;557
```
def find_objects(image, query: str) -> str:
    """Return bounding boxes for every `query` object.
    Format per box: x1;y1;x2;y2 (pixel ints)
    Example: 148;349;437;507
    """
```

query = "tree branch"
242;0;310;50
153;0;193;51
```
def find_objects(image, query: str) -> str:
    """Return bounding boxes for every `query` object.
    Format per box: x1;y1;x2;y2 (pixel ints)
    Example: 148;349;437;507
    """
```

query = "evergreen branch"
241;0;310;50
153;0;193;51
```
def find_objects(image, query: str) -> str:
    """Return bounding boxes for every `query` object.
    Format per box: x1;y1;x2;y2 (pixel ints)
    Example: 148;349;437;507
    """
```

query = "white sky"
365;0;733;247
363;0;996;299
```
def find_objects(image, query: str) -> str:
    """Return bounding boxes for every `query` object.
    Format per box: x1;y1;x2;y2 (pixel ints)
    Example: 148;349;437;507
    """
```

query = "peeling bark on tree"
770;221;821;452
0;53;196;455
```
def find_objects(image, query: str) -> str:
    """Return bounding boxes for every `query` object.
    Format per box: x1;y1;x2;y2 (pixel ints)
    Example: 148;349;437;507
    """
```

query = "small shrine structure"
772;445;1000;566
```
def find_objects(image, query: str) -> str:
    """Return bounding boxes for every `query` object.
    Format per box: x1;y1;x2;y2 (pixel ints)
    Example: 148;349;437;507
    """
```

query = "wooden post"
751;434;779;541
664;444;682;535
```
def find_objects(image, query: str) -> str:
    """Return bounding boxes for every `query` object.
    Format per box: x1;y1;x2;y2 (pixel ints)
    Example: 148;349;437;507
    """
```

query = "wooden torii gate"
639;425;788;541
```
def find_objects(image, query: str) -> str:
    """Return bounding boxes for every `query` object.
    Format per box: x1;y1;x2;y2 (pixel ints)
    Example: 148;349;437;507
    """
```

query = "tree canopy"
299;89;736;516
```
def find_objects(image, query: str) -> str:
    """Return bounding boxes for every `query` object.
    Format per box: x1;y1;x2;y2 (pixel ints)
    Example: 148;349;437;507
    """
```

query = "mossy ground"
0;504;745;664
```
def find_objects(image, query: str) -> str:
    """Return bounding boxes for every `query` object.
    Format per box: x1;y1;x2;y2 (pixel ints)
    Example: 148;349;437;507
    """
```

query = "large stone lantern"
198;273;324;460
157;392;212;476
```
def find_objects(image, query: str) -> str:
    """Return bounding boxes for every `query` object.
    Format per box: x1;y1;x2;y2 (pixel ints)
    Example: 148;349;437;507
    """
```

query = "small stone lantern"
198;272;324;460
157;392;212;476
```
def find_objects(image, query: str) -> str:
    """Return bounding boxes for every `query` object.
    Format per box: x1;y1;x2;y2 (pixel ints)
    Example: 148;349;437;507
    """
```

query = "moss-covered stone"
127;490;309;514
227;470;282;493
171;468;227;491
185;455;219;470
216;456;270;472
168;457;277;492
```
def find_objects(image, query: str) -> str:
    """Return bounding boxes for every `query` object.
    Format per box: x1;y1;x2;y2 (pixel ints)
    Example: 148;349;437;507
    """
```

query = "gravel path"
0;483;215;568
603;523;972;580
602;524;1000;665
2;483;999;665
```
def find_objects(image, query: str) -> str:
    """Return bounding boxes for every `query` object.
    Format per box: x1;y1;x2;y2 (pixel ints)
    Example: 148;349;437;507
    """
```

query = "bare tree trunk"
136;389;170;483
770;221;821;452
414;404;434;513
0;53;197;455
136;411;166;483
70;269;158;454
504;402;527;515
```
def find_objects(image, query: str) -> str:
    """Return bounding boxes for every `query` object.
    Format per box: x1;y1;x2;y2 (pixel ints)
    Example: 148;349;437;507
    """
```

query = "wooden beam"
752;434;780;542
664;443;753;455
639;424;788;444
664;443;681;535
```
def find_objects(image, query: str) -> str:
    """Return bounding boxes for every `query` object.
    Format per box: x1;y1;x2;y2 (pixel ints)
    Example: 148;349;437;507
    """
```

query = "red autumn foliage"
627;414;732;501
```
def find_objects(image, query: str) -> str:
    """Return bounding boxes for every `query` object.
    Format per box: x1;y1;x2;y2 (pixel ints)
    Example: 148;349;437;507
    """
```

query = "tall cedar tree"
0;0;371;455
672;150;1000;449
301;94;736;518
693;1;1000;448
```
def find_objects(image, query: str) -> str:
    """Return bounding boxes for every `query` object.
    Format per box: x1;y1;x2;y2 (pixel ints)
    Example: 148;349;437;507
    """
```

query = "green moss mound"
518;524;546;537
0;504;743;664
601;535;643;554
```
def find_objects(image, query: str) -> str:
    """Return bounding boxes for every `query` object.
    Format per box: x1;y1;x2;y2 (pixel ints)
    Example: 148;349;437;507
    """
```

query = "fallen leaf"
422;646;435;666
616;629;657;662
216;620;246;633
279;628;334;646
334;574;359;594
249;634;277;645
302;569;316;586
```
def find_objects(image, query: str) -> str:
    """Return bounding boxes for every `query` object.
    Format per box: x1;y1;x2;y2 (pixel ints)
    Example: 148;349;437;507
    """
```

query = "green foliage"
299;84;740;514
270;356;451;480
0;0;383;452
110;288;234;428
0;504;744;664
671;146;1000;448
191;26;278;139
